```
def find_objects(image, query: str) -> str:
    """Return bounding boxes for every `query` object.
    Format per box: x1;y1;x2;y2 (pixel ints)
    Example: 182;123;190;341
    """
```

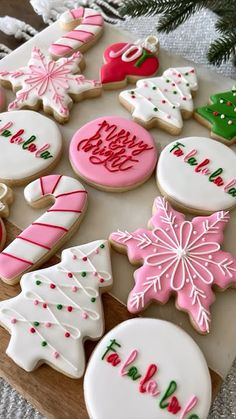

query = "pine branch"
215;14;236;33
120;0;189;18
157;4;197;33
208;32;236;66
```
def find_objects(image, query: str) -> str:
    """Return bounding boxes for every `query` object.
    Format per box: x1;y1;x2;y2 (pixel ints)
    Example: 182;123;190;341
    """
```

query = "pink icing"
49;7;104;58
109;196;236;333
0;175;87;283
69;116;158;190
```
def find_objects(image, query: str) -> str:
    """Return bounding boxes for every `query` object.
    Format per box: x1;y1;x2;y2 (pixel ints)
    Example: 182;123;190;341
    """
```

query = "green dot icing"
153;107;158;112
173;91;177;94
36;280;41;285
185;72;189;76
196;89;236;140
100;244;105;249
41;341;47;347
152;86;156;90
57;304;63;310
33;321;39;326
166;79;170;83
91;297;96;303
130;91;134;94
81;272;86;277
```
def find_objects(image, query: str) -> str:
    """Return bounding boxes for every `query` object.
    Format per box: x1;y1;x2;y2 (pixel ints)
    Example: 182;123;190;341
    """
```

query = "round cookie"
69;116;158;191
0;110;62;185
157;136;236;214
84;318;212;419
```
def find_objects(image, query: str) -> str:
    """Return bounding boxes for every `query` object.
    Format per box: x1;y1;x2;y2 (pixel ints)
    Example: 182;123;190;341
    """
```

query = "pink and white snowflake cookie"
157;136;236;214
0;47;102;124
69;116;158;191
109;196;236;334
84;318;212;419
0;240;113;377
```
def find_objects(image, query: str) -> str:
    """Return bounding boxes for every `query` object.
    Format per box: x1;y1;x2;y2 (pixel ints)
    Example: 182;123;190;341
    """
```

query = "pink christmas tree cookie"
110;197;236;334
0;47;101;123
0;240;112;378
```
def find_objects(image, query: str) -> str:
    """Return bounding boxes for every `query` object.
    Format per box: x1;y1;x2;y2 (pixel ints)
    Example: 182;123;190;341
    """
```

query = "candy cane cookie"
0;175;88;285
49;7;104;58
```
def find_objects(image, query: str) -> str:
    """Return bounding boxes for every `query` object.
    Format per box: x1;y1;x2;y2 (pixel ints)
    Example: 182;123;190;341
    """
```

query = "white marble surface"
0;21;235;379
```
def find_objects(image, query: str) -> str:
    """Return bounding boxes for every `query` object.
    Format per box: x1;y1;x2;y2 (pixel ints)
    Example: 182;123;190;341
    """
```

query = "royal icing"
0;111;62;185
49;7;104;58
0;87;5;111
101;36;159;86
110;197;236;334
69;116;158;191
84;318;212;418
0;183;13;251
0;47;101;122
119;67;197;131
0;175;88;285
157;137;236;213
0;240;112;378
195;86;236;142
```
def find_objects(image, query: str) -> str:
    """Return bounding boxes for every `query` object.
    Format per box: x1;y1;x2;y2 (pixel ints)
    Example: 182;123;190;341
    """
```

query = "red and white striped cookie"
49;7;104;58
0;175;87;285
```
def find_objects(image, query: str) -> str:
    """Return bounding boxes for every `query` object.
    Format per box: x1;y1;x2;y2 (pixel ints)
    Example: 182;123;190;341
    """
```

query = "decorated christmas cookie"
84;318;212;419
0;111;62;186
119;67;198;134
0;240;112;378
49;7;104;58
69;116;158;191
0;174;88;285
0;47;101;124
101;36;159;89
110;197;236;334
0;183;13;251
194;86;236;145
157;137;236;214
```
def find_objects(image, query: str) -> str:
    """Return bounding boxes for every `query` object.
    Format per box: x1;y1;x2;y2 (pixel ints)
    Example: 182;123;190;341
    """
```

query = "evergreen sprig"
120;0;236;67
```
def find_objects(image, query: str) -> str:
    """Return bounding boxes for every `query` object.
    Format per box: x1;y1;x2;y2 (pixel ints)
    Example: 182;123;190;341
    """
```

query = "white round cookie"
0;110;62;185
157;136;236;213
84;318;212;419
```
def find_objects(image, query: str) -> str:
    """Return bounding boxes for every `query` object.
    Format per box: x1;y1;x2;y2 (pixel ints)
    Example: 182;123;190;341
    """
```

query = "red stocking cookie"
100;36;159;90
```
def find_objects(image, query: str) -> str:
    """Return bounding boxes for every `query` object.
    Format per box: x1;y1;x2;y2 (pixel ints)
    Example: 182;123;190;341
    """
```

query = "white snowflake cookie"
84;318;212;419
0;47;102;123
0;240;113;378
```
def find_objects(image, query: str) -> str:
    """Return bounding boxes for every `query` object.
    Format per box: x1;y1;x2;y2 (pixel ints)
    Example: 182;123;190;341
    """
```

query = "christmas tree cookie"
0;240;113;378
195;86;236;144
119;67;198;134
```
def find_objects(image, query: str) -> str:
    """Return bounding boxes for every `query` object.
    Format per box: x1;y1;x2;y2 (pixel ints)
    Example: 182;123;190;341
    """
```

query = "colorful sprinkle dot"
72;254;77;260
68;272;73;278
36;280;41;286
161;100;166;104
186;83;190;87
93;272;97;277
213;111;219;116
99;278;104;283
11;318;17;324
228;120;233;125
227;101;232;106
30;327;36;334
41;341;47;347
173;91;177;94
57;304;63;310
82;312;88;319
220;114;225;119
43;303;47;309
65;332;70;338
153;107;158;112
182;97;187;101
166;79;170;83
152;86;156;90
67;306;73;312
100;244;105;249
130;91;134;94
91;297;96;303
81;272;86;277
33;321;39;327
185;72;189;76
45;322;51;328
83;256;87;261
50;283;56;289
53;351;59;359
131;95;135;99
234;108;236;112
72;286;78;292
34;299;39;306
220;99;224;103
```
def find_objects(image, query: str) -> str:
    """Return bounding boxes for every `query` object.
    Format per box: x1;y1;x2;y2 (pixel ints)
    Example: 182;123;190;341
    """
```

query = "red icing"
101;42;159;85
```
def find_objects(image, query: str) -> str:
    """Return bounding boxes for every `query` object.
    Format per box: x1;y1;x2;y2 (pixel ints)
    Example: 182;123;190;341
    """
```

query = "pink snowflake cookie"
0;47;101;123
109;197;236;334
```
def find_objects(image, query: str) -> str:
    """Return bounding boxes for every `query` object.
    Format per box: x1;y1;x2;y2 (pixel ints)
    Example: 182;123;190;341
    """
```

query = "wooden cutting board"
0;220;222;419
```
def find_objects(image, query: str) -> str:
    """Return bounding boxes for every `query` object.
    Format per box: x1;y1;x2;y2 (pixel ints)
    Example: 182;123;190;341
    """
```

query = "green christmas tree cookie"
195;86;236;145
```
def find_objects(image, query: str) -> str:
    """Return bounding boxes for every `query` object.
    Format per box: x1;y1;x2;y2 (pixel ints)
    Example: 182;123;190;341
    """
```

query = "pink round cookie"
69;116;158;191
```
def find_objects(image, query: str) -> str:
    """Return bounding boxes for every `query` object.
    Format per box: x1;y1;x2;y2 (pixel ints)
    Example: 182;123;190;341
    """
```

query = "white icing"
157;136;236;212
120;67;197;129
84;318;211;419
0;111;62;184
0;240;112;378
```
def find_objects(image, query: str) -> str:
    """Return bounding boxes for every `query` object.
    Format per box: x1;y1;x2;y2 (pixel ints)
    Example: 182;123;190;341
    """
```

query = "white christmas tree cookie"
0;47;102;124
119;67;197;134
0;240;113;378
84;318;212;419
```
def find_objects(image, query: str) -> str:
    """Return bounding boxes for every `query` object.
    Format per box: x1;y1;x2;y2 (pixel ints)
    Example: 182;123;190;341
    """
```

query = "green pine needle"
120;0;187;18
215;15;236;33
208;32;236;66
157;5;197;33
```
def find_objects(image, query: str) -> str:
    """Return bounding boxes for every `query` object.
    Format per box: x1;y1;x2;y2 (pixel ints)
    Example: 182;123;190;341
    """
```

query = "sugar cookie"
84;318;212;419
157;137;236;214
69;116;158;191
110;196;236;334
0;47;101;124
194;86;236;145
0;111;62;186
119;67;197;134
0;175;88;285
101;36;159;90
49;7;104;58
0;240;112;378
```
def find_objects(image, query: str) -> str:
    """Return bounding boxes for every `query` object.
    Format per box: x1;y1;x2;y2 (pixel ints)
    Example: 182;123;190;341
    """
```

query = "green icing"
196;89;236;140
